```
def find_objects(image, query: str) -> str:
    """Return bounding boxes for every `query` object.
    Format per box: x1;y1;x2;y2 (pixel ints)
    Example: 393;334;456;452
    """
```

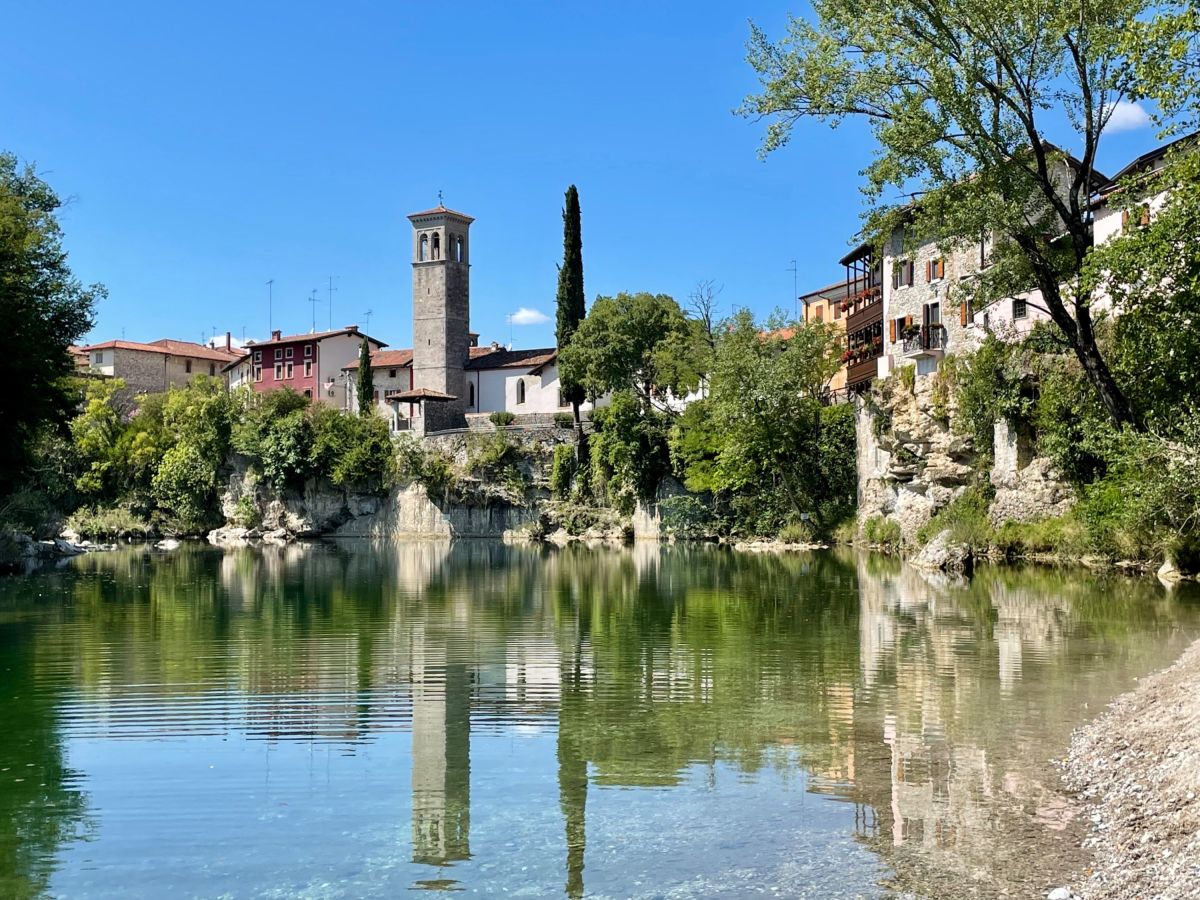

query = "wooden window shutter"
1140;204;1151;226
938;258;945;279
1121;209;1130;230
960;301;968;326
925;260;931;282
905;315;913;329
889;319;896;342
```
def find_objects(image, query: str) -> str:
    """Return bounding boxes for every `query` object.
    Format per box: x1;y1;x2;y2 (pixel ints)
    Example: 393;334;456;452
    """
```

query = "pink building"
225;326;385;408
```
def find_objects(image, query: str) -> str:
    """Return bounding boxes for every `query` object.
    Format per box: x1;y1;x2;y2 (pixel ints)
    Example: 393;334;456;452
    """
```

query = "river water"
1;543;1198;899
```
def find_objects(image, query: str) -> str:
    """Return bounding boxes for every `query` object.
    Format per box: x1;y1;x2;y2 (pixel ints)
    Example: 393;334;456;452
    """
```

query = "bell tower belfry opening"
407;203;474;433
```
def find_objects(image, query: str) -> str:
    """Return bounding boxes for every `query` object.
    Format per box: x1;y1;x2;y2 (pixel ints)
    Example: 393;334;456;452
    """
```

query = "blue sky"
1;1;1168;351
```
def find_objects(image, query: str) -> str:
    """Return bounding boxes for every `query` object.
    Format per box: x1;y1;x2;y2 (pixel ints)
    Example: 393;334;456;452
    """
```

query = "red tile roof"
247;327;386;349
79;338;242;363
342;349;414;371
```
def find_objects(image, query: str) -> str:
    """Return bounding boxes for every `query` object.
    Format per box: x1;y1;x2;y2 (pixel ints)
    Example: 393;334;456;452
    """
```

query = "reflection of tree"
10;541;1200;900
0;615;90;899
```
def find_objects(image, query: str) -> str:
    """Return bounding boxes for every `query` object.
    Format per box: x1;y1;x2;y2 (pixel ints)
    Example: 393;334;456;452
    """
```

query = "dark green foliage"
549;444;576;499
0;154;102;501
588;390;672;513
489;411;516;427
555;185;586;413
356;339;373;416
553;412;574;429
670;312;853;537
558;292;701;407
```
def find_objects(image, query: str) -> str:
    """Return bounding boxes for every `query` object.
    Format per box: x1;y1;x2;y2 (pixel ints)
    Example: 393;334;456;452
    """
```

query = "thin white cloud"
510;307;550;326
1103;100;1152;134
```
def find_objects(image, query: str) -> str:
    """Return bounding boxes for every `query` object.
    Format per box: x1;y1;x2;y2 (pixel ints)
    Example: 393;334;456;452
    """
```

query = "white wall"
318;334;374;409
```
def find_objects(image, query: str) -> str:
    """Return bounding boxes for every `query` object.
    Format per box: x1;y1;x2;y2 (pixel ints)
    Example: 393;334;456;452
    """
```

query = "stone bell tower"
408;204;473;432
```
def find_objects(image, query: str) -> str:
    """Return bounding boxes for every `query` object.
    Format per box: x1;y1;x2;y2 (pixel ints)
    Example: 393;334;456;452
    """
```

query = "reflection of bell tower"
411;639;471;866
557;646;588;899
408;204;473;433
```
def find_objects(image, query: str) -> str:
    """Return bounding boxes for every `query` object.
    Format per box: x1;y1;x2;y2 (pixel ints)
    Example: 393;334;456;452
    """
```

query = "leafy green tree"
356;338;373;416
589;390;673;511
1083;148;1200;427
740;0;1153;426
72;378;130;499
558;292;700;410
673;312;851;533
152;443;219;531
1122;1;1200;133
555;185;586;423
0;153;102;498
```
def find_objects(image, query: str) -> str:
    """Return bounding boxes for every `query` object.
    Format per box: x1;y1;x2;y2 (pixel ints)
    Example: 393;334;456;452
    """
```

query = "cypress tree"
555;185;586;422
356;338;373;416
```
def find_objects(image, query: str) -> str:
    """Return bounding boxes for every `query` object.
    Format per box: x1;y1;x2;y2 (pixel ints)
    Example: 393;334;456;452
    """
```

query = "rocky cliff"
857;369;1074;545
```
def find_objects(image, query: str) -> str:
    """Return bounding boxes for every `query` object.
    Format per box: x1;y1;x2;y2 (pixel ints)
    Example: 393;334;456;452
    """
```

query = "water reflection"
0;543;1197;898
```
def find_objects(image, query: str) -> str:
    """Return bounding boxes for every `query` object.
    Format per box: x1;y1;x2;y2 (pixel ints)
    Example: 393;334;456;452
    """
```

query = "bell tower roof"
408;205;475;223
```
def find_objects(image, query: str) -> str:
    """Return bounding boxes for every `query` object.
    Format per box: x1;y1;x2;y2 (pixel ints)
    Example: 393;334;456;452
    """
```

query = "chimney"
271;329;282;341
491;340;501;350
345;324;358;333
225;331;232;351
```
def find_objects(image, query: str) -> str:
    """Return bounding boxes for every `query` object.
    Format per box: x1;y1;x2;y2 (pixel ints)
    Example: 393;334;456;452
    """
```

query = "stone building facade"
80;337;242;399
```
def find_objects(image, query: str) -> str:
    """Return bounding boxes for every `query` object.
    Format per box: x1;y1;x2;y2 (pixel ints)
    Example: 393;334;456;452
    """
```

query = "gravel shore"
1064;637;1200;900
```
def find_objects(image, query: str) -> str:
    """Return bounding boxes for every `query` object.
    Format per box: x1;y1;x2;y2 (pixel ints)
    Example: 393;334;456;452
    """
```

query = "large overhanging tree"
740;0;1164;427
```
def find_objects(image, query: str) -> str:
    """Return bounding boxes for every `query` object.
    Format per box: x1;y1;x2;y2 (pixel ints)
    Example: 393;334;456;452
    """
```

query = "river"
1;543;1197;899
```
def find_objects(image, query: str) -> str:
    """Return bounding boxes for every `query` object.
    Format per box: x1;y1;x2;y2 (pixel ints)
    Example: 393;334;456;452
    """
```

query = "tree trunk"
1072;306;1138;428
572;398;590;467
1032;272;1139;429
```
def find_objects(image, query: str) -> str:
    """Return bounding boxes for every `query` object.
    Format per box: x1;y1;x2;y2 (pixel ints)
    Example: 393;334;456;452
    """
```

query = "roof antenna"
327;275;338;331
362;308;374;331
266;279;274;332
308;289;320;332
437;189;444;208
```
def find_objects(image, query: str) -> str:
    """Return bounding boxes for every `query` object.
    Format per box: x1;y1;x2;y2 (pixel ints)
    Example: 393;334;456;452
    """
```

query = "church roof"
466;347;557;371
407;205;475;222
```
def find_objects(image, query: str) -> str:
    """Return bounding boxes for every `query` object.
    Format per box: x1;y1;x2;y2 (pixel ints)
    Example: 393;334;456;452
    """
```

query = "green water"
1;543;1198;899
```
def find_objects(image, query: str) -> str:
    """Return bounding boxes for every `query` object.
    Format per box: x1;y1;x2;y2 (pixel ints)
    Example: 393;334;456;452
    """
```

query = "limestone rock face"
857;371;1076;551
989;420;1075;525
911;528;972;573
856;374;977;541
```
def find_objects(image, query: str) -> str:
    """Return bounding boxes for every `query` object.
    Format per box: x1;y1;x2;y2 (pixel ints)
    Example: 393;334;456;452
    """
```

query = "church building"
342;203;596;433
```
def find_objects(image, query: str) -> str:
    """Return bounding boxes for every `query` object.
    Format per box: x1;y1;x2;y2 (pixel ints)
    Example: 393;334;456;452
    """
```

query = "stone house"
80;335;243;397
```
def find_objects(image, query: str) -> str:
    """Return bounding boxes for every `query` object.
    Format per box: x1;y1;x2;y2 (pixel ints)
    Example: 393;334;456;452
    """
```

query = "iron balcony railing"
901;325;948;356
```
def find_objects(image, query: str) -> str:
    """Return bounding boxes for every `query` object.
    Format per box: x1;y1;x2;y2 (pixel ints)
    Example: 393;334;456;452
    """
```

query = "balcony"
901;325;948;358
845;286;883;332
847;352;881;390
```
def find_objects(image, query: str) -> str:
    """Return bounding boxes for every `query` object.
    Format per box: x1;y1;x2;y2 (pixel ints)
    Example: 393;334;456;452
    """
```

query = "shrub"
152;442;219;531
778;520;815;544
659;494;716;540
549;444;576;498
916;485;993;549
863;515;903;551
65;506;154;540
553;412;574;429
490;411;516;427
232;493;260;528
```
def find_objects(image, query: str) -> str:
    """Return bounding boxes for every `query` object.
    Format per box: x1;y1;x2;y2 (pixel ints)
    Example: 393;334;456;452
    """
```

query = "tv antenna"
308;289;321;332
327;275;338;331
266;279;275;332
362;308;374;331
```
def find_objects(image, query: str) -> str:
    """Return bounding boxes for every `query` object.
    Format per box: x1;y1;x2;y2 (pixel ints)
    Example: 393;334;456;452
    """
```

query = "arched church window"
516;380;526;405
455;236;464;262
419;234;428;261
432;232;441;260
468;382;475;407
